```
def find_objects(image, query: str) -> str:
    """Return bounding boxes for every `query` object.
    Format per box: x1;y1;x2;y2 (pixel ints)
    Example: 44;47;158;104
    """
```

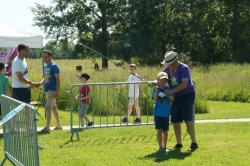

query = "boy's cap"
76;73;90;80
129;64;136;67
159;75;168;80
0;62;5;70
157;72;168;78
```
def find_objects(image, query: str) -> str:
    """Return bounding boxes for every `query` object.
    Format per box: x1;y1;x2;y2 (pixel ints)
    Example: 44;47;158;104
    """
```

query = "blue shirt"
152;86;171;117
44;62;60;92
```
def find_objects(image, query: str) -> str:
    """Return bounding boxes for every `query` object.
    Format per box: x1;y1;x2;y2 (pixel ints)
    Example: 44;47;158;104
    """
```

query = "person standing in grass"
152;72;174;152
0;62;10;118
11;44;40;103
162;51;198;152
114;64;145;123
75;73;93;127
39;50;63;134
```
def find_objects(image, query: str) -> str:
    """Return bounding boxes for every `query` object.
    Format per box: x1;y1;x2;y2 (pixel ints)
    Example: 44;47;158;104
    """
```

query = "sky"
0;0;52;46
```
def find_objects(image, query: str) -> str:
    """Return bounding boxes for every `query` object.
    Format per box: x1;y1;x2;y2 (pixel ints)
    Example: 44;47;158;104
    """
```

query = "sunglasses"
23;48;29;52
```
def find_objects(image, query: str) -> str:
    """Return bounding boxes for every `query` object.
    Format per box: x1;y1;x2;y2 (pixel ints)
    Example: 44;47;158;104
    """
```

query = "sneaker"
174;144;183;149
122;117;128;123
38;145;44;150
188;143;198;152
40;127;50;134
165;148;171;152
158;147;165;152
87;121;93;126
158;147;171;152
134;118;141;123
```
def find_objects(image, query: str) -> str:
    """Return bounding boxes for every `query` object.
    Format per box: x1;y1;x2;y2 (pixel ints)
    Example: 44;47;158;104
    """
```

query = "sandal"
53;126;63;130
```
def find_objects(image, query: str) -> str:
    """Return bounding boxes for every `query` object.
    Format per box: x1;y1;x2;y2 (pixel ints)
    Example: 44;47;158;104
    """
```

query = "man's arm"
54;73;60;98
164;78;188;96
15;72;34;88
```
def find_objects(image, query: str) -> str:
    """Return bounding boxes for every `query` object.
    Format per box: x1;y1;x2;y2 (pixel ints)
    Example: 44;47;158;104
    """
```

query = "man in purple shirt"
162;51;198;152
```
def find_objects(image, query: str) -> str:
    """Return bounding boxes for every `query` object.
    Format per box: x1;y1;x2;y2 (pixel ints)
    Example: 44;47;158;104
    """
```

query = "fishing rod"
79;43;148;82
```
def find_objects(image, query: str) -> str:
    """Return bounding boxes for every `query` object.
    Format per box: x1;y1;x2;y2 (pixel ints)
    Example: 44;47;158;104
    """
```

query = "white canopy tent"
0;24;43;48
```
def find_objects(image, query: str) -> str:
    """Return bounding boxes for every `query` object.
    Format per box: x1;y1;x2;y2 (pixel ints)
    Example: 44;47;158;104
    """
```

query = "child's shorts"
128;97;139;105
155;116;169;131
78;102;89;117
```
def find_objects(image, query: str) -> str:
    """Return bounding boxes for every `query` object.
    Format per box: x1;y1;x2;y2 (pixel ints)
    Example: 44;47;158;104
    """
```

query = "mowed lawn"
0;101;250;166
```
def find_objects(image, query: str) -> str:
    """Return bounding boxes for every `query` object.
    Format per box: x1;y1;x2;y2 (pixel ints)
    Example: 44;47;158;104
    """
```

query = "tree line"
31;0;250;67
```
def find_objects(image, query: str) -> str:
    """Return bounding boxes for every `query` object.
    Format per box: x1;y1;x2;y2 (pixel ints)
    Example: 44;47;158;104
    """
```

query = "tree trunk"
230;0;240;63
100;3;108;69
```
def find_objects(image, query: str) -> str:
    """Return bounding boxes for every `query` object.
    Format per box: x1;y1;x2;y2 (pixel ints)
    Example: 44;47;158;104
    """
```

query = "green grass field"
1;122;249;166
0;101;250;165
1;60;250;165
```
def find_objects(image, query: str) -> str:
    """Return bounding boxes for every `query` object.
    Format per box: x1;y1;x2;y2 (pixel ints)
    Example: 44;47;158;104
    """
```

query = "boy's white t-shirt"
127;73;141;98
12;57;29;88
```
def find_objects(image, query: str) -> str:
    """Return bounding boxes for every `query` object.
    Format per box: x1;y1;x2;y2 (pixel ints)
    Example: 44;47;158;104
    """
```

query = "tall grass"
12;60;250;115
192;63;250;102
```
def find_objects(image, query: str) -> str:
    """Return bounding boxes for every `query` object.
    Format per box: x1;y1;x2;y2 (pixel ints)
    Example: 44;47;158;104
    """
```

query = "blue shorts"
78;102;89;117
12;87;31;103
171;92;195;123
155;116;169;131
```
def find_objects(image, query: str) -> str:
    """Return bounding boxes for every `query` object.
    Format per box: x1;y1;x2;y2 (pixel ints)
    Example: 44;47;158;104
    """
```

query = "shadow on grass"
142;149;191;162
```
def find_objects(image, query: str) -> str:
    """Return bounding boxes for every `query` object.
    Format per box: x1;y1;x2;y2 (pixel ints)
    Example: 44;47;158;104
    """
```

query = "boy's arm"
153;87;158;101
5;86;10;96
139;84;145;98
114;84;127;90
78;86;92;100
83;92;92;99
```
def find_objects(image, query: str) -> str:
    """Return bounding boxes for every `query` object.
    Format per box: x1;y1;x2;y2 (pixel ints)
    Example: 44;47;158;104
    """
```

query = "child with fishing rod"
151;72;174;152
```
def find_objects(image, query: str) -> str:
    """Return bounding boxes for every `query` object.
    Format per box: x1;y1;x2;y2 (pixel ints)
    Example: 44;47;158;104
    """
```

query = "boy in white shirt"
115;64;145;123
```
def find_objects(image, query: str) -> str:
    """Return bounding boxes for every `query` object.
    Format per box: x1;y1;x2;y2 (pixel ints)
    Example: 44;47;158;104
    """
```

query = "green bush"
195;99;209;114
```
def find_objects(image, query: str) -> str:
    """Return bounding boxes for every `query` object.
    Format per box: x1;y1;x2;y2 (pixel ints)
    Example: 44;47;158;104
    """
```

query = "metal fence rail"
68;81;155;141
0;95;40;166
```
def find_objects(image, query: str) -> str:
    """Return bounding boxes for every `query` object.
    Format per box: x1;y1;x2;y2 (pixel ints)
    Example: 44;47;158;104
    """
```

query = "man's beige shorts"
45;91;57;111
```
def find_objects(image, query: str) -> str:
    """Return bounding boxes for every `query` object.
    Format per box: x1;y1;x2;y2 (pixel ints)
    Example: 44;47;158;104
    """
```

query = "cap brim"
76;75;81;77
159;76;168;80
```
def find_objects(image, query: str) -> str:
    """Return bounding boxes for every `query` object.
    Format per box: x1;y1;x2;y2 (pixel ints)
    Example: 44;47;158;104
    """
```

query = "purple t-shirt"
162;62;195;97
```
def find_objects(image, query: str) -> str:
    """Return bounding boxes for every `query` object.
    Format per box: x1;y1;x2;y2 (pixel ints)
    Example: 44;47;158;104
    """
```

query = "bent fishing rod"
79;43;151;83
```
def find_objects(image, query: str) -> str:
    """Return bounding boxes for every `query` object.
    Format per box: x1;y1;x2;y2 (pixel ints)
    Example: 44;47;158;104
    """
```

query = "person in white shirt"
115;64;145;123
12;43;39;103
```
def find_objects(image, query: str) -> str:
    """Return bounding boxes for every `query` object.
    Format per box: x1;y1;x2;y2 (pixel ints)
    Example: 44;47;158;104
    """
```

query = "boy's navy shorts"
171;92;195;123
155;116;169;131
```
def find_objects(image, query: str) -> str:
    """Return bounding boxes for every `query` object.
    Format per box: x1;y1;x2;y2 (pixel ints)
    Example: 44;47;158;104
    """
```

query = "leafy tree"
31;0;250;65
31;0;127;68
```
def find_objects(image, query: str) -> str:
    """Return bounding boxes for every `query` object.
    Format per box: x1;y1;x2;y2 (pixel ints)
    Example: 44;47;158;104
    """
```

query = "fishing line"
79;43;148;82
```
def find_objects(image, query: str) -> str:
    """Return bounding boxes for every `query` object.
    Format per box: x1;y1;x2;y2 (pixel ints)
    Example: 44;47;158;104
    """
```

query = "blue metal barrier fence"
68;81;155;141
0;95;40;166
